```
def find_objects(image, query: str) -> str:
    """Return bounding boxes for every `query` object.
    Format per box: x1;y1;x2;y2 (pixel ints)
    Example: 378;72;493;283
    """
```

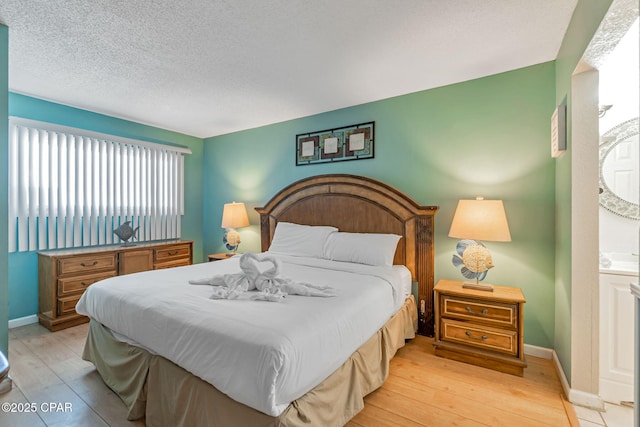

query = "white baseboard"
519;344;604;410
552;350;572;398
8;315;38;329
524;343;553;360
551;348;605;411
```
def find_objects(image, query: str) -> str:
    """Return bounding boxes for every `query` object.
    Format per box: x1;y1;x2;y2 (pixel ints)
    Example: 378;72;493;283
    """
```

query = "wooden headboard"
255;174;438;336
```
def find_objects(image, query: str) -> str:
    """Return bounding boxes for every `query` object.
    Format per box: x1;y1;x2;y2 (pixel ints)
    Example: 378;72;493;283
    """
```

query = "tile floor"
574;402;634;427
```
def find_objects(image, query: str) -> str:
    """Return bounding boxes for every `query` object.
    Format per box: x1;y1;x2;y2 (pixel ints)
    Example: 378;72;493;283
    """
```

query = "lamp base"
223;229;241;256
462;281;494;292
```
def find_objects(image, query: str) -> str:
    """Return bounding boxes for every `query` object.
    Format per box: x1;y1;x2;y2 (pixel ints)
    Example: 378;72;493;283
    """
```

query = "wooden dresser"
38;240;193;331
433;279;527;376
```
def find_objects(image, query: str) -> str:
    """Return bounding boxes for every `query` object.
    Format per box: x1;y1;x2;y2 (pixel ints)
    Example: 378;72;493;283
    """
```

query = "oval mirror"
599;117;639;220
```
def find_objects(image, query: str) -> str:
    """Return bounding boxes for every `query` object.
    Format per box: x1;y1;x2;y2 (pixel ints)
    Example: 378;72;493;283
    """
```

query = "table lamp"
448;196;511;291
221;202;250;255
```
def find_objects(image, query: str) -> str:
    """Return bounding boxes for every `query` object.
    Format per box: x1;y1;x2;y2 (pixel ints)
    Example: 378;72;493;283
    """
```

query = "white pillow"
268;222;338;258
323;232;402;266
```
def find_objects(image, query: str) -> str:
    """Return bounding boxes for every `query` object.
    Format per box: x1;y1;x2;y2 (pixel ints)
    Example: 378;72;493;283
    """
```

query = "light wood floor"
1;322;577;426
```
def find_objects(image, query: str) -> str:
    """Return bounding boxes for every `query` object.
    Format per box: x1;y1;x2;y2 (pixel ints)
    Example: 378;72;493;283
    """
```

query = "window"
8;118;191;252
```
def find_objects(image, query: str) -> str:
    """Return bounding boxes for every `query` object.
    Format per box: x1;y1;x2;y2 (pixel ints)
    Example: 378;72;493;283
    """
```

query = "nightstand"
207;253;233;262
433;279;527;376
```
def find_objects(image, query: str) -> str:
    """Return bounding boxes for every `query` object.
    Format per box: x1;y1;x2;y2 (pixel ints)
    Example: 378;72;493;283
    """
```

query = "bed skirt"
82;295;418;427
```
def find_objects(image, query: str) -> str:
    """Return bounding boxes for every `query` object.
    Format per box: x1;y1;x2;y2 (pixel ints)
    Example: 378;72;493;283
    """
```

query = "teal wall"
204;63;557;348
7;94;204;320
1;25;9;356
553;0;613;382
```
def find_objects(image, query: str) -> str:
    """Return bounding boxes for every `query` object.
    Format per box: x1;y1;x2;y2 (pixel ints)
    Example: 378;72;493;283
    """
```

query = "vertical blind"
8;118;191;252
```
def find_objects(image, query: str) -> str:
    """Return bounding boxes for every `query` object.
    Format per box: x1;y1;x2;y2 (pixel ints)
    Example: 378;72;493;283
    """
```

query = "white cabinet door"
599;273;636;404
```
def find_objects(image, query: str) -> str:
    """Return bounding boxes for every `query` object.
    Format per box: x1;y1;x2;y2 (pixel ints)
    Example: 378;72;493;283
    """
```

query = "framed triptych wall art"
295;121;374;166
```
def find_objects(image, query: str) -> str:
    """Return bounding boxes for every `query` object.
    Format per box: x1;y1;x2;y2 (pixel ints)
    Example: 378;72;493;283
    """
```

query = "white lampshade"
221;202;249;229
448;197;511;242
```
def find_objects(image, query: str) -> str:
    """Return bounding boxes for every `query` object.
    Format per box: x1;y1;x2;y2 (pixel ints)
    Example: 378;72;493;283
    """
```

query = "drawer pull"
465;331;488;341
465;306;488;316
80;261;98;267
80;281;91;287
167;250;178;256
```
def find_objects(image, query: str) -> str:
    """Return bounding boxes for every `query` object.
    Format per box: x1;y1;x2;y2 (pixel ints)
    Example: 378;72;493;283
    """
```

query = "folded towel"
189;252;336;301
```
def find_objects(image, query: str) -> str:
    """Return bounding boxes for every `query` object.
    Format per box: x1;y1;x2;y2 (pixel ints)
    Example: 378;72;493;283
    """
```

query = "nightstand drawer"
441;319;518;356
441;295;517;328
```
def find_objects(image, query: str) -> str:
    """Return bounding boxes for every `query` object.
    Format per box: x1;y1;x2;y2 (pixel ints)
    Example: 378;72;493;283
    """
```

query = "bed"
77;174;438;427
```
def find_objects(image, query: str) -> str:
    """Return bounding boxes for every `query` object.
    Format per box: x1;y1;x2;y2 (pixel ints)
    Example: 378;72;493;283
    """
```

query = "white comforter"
76;254;411;416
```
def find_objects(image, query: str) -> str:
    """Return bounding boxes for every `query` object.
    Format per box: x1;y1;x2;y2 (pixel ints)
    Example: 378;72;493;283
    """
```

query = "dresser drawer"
57;271;117;296
441;319;518;356
57;254;117;275
57;294;83;316
154;258;192;270
440;295;518;328
154;244;192;262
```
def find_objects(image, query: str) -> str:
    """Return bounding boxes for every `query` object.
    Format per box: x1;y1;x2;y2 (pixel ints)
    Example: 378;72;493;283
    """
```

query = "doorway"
597;17;639;406
569;0;638;411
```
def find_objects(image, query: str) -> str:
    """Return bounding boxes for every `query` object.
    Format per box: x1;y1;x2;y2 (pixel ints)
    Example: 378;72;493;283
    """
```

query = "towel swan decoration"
189;252;337;301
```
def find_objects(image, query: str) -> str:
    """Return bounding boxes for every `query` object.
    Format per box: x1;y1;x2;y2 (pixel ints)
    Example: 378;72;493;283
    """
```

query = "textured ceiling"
0;1;578;138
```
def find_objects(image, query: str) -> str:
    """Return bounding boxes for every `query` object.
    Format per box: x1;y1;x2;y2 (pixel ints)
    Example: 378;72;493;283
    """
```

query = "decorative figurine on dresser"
113;221;140;246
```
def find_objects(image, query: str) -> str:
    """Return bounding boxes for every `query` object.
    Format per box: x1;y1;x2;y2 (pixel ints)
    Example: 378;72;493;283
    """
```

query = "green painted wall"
204;62;557;348
0;25;9;356
7;94;204;320
553;0;613;382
